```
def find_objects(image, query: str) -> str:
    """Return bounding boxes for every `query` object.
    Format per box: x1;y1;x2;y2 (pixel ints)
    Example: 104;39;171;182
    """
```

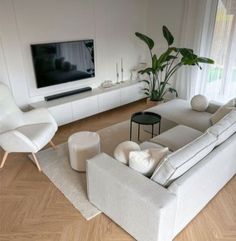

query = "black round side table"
130;111;161;141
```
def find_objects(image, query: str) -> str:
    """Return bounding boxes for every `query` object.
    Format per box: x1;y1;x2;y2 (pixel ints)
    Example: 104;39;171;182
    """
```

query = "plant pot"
146;98;164;107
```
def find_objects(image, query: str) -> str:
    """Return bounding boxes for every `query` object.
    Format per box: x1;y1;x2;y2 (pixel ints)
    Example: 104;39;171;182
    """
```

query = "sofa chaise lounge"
86;98;236;241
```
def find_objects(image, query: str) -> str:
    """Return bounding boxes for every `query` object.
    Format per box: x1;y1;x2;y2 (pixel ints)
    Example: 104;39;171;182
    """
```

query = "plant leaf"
179;48;194;58
141;79;150;85
168;87;178;97
157;48;173;65
162;26;174;46
152;54;158;71
139;67;154;75
197;57;214;64
135;32;154;50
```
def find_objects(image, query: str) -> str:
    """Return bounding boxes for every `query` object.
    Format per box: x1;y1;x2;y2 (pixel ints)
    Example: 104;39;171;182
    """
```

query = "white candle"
121;58;123;81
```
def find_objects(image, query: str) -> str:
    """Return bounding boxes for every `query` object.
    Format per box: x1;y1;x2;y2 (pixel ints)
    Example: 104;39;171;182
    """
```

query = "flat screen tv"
31;39;95;88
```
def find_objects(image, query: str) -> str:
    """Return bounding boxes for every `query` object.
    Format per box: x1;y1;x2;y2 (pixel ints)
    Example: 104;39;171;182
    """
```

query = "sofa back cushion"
210;98;236;125
151;132;217;187
208;109;236;146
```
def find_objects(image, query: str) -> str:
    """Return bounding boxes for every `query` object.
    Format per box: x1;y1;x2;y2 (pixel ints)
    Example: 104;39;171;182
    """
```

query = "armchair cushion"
16;123;56;151
0;130;37;153
23;108;58;131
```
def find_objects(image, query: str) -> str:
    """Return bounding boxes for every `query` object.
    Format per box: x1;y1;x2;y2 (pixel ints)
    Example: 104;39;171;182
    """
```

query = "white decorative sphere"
191;94;209;112
114;141;140;165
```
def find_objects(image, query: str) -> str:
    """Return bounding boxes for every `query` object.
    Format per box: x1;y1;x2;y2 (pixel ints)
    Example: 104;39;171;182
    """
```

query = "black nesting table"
130;111;161;141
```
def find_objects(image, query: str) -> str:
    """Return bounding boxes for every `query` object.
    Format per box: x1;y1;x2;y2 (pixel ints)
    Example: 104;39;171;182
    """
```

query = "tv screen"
31;39;95;88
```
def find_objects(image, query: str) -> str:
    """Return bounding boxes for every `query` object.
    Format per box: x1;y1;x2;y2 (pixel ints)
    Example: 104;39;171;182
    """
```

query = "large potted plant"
135;26;214;105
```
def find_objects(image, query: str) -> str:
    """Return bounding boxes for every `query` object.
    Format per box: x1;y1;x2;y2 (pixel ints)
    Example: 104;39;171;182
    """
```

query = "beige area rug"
34;120;151;220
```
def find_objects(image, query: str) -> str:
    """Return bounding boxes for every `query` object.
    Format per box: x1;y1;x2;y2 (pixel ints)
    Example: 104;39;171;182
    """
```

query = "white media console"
30;80;145;126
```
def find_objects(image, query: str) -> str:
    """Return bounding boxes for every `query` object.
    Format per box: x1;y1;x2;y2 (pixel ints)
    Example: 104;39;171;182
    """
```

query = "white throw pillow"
191;94;209;112
210;98;236;125
114;141;140;165
129;147;169;177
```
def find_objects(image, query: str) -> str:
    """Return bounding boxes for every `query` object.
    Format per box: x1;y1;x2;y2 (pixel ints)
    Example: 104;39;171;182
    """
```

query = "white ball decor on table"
191;94;209;112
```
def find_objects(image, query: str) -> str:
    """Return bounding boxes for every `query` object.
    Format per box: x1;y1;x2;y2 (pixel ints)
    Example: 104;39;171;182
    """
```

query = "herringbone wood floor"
0;99;235;241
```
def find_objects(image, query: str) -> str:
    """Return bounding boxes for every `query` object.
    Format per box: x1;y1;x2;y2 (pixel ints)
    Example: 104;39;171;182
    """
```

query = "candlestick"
121;58;124;82
116;63;119;84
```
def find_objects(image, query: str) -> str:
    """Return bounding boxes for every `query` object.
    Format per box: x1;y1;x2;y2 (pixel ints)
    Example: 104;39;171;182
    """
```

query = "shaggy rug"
33;120;151;220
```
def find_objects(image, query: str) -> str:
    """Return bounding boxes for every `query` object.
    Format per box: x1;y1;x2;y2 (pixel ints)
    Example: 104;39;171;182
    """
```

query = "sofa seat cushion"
140;141;165;150
208;109;236;146
151;132;217;187
147;99;212;132
150;125;203;151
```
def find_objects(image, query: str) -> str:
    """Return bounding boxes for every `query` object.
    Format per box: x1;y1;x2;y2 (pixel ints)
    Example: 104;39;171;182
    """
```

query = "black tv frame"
31;39;95;88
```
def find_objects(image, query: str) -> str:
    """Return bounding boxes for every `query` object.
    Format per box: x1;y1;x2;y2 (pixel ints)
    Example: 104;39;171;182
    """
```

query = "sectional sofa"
87;98;236;241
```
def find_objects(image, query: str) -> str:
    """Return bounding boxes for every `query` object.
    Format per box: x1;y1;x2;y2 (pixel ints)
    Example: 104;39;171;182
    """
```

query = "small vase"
146;98;164;108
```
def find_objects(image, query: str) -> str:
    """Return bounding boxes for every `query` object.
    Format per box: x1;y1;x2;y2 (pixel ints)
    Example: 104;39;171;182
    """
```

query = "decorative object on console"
190;94;209;112
130;62;147;81
0;83;58;171
129;147;169;177
121;58;124;82
100;80;114;88
116;62;119;84
113;141;140;165
135;26;214;102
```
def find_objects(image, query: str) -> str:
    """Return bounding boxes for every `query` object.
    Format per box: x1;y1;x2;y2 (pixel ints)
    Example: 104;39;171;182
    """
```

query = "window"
205;0;236;101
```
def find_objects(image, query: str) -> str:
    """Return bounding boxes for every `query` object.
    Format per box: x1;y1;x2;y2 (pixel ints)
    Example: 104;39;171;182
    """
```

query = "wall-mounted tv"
31;39;95;88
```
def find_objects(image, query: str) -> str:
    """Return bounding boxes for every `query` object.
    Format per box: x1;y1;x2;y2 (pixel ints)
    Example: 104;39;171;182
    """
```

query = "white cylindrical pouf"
68;131;100;172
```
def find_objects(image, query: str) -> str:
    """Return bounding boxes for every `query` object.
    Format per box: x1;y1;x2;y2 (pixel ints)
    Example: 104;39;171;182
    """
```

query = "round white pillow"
191;94;209;112
114;141;140;165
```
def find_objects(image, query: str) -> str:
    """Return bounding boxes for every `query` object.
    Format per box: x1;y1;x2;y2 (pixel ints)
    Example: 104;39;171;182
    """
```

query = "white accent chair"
0;83;58;171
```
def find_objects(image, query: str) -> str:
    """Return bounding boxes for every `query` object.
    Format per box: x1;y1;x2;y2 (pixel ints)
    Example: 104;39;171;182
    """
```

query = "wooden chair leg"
50;141;57;149
31;153;41;172
0;152;9;168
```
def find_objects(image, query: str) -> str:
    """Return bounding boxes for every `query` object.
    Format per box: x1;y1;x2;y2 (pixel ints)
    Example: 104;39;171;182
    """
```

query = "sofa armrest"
205;101;222;114
87;153;177;241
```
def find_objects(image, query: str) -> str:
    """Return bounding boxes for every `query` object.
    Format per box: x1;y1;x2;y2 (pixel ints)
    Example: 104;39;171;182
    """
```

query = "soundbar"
45;87;92;101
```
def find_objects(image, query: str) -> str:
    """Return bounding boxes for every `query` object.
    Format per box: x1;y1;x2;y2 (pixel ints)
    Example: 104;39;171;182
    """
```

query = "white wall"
0;0;148;107
0;0;187;107
146;0;185;54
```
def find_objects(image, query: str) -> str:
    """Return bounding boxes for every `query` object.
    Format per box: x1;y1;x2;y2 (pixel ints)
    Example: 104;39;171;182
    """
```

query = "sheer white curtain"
174;0;218;100
175;0;236;102
200;0;236;102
